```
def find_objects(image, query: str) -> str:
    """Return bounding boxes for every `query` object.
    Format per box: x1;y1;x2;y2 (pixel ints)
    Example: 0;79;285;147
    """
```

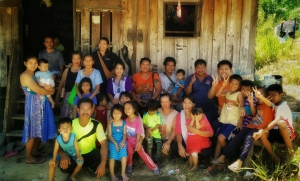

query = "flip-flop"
4;151;19;158
26;157;45;164
228;164;242;173
122;176;129;181
211;159;225;165
111;177;119;181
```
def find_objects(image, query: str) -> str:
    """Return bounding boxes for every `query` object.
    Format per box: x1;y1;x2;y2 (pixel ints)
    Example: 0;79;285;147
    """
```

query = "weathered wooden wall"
74;0;258;75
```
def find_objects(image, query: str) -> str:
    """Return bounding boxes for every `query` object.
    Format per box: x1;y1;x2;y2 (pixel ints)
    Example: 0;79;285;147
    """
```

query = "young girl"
75;54;102;99
107;104;129;181
211;74;245;166
123;101;159;175
73;77;97;118
186;108;212;171
94;94;110;132
49;117;83;181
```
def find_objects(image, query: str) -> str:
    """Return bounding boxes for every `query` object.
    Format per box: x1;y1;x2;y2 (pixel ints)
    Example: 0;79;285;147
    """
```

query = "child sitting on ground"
253;84;295;165
49;117;83;181
187;108;212;171
143;99;163;165
172;69;185;103
240;80;257;128
107;104;129;181
35;58;55;108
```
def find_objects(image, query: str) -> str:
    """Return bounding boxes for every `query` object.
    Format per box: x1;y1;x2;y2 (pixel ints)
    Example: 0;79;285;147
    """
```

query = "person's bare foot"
188;166;197;172
70;175;77;181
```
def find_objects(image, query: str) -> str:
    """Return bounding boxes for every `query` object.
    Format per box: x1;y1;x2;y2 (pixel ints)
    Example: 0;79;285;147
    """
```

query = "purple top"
106;76;133;98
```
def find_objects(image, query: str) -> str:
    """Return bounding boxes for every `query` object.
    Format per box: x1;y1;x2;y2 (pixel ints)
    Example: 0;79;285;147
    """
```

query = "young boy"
143;99;163;164
213;87;275;173
38;36;65;84
240;80;257;128
172;69;185;99
35;58;55;108
49;117;83;181
253;84;295;165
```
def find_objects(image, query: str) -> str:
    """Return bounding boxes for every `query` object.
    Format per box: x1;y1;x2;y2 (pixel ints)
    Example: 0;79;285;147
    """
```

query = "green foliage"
259;0;300;20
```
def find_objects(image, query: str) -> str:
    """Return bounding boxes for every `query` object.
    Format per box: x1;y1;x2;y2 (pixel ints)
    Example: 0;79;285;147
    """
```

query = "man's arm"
96;139;108;178
184;75;195;95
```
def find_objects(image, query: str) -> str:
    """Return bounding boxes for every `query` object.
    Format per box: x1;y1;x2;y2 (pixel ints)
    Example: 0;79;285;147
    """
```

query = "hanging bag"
97;51;114;80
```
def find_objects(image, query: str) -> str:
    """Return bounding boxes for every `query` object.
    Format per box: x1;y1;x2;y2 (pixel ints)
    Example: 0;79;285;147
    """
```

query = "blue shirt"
75;69;103;92
74;92;97;106
184;74;214;109
172;79;185;98
38;49;65;71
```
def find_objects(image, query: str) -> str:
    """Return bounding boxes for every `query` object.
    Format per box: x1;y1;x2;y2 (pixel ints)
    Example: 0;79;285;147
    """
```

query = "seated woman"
131;57;162;114
174;95;214;168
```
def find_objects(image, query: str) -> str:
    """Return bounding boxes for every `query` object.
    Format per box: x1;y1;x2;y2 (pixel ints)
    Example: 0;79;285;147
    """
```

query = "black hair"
124;101;139;116
241;80;254;88
119;91;132;101
229;74;243;84
44;36;53;42
267;84;283;94
140;57;151;65
163;57;176;66
191;107;204;115
146;99;159;111
24;56;37;62
110;104;125;120
159;93;172;102
77;97;94;108
83;54;93;61
176;69;185;76
96;93;108;105
78;77;93;94
71;51;82;58
38;58;49;65
217;60;232;69
58;117;72;128
182;95;195;103
114;61;125;70
256;87;267;95
194;59;207;67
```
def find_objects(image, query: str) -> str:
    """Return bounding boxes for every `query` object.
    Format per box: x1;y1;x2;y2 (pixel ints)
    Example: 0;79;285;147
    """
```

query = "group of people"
20;36;295;181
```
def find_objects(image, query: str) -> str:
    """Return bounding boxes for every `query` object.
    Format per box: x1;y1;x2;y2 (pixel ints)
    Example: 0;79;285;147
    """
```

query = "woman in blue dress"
20;56;57;164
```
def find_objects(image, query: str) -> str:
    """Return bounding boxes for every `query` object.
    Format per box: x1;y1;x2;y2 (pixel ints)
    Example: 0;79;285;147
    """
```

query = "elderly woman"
174;95;213;165
131;57;162;109
157;93;178;156
20;56;56;164
55;51;82;118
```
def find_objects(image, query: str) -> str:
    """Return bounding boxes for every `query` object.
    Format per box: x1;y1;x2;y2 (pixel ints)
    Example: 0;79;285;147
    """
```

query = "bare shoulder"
20;72;31;86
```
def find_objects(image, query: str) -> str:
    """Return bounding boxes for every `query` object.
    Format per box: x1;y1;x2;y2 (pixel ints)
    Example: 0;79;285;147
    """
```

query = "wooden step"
16;98;25;104
6;130;23;137
11;114;60;121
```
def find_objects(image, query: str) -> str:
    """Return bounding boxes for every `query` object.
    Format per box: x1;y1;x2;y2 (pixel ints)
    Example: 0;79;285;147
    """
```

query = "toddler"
94;94;109;132
172;69;185;99
49;117;83;181
240;80;257;127
35;58;55;108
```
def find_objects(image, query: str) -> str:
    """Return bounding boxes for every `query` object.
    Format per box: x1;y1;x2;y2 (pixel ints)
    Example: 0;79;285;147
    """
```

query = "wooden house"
0;0;258;144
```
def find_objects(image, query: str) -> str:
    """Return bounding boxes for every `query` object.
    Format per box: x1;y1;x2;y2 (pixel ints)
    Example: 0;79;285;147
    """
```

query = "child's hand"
252;87;262;99
190;74;196;84
148;128;153;134
115;143;120;152
222;75;228;87
253;129;264;140
49;159;56;167
135;142;142;151
119;141;125;148
240;107;245;117
212;75;219;87
77;156;84;165
246;92;254;103
195;113;204;122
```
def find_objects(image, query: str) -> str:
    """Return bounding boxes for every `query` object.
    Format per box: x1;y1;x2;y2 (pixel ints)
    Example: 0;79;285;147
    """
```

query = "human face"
218;64;232;79
164;61;175;74
112;109;123;120
229;79;241;93
100;98;107;106
267;91;283;105
160;96;171;110
77;102;93;118
24;58;38;72
58;123;72;138
38;62;49;72
120;96;131;105
115;64;124;76
241;86;252;97
83;56;94;68
81;82;91;94
43;37;54;49
124;103;134;117
98;39;109;52
53;37;59;45
72;54;81;66
140;60;151;73
195;64;206;76
148;110;157;115
176;72;184;81
182;98;195;112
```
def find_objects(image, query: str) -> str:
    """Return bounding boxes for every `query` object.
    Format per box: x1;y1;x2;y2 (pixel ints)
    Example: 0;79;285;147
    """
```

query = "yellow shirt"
219;91;241;125
72;118;106;154
142;112;163;139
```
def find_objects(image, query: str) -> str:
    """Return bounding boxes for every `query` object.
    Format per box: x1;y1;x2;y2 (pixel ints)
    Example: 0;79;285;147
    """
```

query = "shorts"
268;119;295;143
216;123;237;140
50;70;61;77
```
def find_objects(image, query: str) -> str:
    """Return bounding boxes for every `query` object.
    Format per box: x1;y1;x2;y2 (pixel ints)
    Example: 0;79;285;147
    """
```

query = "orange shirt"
247;104;275;129
132;72;160;95
215;80;230;109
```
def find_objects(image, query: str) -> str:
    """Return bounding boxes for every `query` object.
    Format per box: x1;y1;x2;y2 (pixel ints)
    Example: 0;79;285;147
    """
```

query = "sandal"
4;151;18;158
111;177;119;181
122;176;129;181
211;159;225;165
26;157;45;164
228;163;242;173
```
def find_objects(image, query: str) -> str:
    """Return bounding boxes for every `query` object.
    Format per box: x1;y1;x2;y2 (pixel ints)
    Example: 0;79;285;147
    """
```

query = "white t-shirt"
159;72;177;94
275;101;293;129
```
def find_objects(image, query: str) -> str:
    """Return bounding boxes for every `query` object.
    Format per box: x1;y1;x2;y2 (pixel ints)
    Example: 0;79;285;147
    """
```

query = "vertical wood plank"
212;0;227;74
232;0;243;71
91;10;100;52
131;0;138;73
101;11;111;40
247;0;258;73
225;0;234;62
175;38;188;73
136;0;147;63
187;39;198;75
74;10;81;51
156;0;163;72
81;9;90;55
149;0;158;69
112;10;123;52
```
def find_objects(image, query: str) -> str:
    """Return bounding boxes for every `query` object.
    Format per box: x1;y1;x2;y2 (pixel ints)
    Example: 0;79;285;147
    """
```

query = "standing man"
59;98;108;179
184;59;219;126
